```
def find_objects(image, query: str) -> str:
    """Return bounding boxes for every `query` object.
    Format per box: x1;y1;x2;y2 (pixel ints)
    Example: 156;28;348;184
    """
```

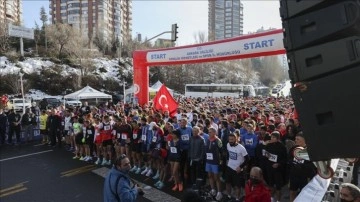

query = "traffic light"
171;23;178;42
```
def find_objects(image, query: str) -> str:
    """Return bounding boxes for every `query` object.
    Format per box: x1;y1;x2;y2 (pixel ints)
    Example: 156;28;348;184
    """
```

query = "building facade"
208;0;243;41
0;0;22;23
154;38;174;48
49;0;132;44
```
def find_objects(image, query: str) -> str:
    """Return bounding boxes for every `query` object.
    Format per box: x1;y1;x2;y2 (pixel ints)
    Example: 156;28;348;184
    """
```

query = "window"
225;1;232;7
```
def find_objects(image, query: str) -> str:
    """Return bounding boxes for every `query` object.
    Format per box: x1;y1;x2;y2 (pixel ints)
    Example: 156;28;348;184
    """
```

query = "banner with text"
146;31;284;64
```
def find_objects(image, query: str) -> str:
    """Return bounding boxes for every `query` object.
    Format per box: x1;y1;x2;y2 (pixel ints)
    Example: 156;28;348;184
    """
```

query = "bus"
184;84;256;98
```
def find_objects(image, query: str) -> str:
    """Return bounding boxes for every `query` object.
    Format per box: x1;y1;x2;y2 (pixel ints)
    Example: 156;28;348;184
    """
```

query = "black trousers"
0;127;6;144
180;150;190;184
190;160;205;186
49;130;61;146
8;126;21;143
352;160;360;185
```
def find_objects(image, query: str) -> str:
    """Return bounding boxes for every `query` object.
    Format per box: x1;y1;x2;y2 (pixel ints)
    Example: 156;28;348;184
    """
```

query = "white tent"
150;81;174;95
64;86;112;100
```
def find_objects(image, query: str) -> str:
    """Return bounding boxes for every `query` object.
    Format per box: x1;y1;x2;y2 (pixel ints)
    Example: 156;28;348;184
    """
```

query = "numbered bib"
87;130;92;135
181;134;189;141
141;134;146;141
104;125;110;130
206;153;214;160
170;147;177;153
245;138;253;145
117;133;121;139
229;151;237;160
152;136;157;143
268;153;278;162
121;134;127;140
133;133;137;139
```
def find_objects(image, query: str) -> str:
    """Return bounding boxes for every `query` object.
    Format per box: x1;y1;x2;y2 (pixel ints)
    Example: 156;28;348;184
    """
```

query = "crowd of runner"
0;96;359;202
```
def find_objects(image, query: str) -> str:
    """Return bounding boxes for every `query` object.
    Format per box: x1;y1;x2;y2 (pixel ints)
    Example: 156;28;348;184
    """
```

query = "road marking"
0;181;28;198
33;143;46;147
61;165;97;177
92;167;181;202
0;150;53;162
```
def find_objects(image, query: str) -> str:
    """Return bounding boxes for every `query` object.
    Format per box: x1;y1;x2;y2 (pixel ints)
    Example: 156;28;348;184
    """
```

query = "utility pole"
19;73;25;113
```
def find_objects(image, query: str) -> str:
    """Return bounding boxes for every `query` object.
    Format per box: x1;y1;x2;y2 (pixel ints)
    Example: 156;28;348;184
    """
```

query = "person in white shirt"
225;132;250;201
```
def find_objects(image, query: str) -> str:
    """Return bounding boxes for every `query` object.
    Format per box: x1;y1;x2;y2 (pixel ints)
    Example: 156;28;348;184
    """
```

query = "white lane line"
0;150;53;162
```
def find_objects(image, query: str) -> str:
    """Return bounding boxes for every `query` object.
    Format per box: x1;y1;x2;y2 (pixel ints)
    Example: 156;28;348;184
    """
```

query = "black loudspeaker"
282;0;360;161
291;66;360;161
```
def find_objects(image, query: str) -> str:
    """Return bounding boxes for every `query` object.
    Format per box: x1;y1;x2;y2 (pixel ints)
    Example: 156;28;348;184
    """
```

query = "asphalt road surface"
0;141;300;202
0;143;151;202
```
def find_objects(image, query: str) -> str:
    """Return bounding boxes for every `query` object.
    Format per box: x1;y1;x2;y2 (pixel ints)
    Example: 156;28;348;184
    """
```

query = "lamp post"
19;73;25;113
123;81;127;104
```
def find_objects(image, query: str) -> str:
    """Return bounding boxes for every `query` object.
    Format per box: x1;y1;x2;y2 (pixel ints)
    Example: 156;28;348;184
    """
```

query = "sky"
22;0;282;46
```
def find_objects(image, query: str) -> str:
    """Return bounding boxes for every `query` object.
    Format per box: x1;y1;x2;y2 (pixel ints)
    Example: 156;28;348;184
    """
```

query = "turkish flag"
153;84;178;117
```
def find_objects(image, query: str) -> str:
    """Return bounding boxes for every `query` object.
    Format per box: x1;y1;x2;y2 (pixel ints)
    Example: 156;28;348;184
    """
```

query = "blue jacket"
242;132;258;157
103;166;138;202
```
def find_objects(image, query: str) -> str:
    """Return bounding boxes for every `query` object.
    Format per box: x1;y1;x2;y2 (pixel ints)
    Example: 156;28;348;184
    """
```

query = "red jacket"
245;180;271;202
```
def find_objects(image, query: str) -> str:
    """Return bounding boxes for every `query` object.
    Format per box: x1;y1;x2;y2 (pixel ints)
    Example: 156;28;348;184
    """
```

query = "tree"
33;22;41;55
65;28;100;88
40;6;48;51
46;23;74;58
259;56;284;86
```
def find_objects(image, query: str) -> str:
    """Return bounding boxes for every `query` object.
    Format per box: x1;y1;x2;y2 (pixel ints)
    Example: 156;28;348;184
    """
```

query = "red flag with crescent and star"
153;84;178;117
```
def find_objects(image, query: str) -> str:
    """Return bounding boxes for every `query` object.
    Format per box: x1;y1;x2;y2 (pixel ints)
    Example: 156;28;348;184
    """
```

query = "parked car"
62;98;82;107
39;97;62;109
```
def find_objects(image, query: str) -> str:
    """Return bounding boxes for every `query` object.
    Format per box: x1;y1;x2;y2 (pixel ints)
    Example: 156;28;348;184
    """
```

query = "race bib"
152;136;157;142
87;130;92;135
133;133;137;139
181;134;189;141
245;139;253;145
117;133;121;139
122;134;127;140
104;126;110;130
170;147;177;153
141;134;146;141
206;153;213;160
268;153;278;162
229;151;237;160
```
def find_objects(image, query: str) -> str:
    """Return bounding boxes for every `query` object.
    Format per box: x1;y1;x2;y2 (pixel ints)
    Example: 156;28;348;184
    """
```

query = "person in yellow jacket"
39;110;49;144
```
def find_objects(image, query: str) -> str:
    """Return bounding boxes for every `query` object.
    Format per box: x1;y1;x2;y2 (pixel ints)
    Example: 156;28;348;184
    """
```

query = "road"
3;141;345;202
0;143;152;202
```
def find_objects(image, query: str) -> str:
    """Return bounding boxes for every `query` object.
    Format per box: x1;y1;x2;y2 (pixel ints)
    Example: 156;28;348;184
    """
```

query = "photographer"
104;154;143;202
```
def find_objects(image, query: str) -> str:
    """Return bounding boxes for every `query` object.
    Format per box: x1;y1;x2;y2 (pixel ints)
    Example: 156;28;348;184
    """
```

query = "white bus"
185;84;256;98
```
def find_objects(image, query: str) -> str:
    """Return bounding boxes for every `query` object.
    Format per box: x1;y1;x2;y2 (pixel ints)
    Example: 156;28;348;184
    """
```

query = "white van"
11;98;32;112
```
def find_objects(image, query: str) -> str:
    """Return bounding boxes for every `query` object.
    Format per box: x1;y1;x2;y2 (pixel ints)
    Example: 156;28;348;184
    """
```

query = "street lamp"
122;81;127;104
19;73;25;113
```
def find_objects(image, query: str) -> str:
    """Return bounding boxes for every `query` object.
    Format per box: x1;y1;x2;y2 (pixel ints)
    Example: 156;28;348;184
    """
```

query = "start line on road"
0;150;53;162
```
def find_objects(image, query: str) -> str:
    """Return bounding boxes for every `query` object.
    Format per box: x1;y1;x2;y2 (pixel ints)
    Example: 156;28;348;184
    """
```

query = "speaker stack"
280;0;360;161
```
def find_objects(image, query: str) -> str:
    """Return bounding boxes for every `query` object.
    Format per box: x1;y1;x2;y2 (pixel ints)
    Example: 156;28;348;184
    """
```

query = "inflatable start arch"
132;29;286;106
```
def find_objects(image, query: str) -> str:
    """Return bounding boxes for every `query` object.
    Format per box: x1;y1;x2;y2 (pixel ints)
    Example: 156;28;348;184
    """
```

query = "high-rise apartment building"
208;0;243;41
49;0;132;44
0;0;22;23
